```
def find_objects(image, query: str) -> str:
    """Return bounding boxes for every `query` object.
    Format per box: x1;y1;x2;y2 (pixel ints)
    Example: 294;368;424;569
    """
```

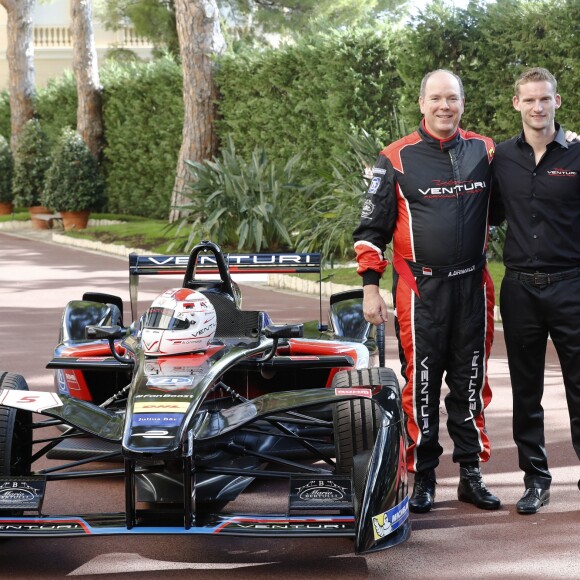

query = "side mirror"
263;324;304;339
86;325;125;340
86;325;134;366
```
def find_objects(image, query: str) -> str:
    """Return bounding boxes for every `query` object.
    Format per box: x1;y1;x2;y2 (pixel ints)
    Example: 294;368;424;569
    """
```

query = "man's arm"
353;153;398;323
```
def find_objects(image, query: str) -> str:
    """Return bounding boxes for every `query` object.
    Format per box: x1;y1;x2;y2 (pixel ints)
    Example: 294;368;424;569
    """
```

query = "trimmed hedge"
216;28;403;182
100;58;183;218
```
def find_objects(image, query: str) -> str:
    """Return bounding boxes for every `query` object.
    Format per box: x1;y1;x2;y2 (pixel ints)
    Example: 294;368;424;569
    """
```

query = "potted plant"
0;135;14;215
12;118;52;229
41;128;105;231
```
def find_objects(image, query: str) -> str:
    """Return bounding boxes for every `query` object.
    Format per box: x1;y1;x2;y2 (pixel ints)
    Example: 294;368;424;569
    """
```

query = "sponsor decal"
0;478;45;512
464;350;480;422
0;390;62;413
419;180;486;197
335;388;372;398
368;177;382;194
131;429;173;439
0;523;85;532
63;370;83;392
448;264;476;277
133;401;189;413
361;200;375;219
372;496;409;541
56;369;68;395
136;393;193;399
547;168;577;177
146;376;195;388
144;254;316;267
422;267;433;276
372;167;387;175
226;522;351;531
289;478;352;510
131;413;182;427
419;356;429;432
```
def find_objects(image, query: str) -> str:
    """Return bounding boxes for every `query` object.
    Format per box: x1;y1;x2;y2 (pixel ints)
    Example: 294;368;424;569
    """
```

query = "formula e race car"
0;240;409;553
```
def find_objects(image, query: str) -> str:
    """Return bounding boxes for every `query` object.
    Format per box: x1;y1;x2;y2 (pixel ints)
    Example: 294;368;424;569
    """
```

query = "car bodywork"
0;241;409;553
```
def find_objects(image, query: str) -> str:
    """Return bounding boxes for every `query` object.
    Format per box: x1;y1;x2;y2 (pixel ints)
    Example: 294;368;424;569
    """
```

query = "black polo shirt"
493;124;580;272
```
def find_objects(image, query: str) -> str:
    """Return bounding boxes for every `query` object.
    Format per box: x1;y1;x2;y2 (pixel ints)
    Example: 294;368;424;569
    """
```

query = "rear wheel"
0;372;33;476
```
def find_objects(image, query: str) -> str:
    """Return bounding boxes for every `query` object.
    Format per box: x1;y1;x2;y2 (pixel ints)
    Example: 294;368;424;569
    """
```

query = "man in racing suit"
353;69;502;513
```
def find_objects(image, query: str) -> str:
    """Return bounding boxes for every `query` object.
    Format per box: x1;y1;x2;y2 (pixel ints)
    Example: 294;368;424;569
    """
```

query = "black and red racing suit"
353;121;500;473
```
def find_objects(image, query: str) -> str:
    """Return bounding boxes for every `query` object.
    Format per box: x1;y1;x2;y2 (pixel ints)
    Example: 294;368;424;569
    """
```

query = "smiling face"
513;80;561;135
419;71;465;140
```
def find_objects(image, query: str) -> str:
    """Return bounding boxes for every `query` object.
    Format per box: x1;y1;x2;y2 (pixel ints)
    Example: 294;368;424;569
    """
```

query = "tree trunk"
169;0;225;222
71;0;103;160
0;0;36;153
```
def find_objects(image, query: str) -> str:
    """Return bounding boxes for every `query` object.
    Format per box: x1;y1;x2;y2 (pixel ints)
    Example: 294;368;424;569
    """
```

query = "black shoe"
457;466;501;510
409;470;436;513
516;487;550;514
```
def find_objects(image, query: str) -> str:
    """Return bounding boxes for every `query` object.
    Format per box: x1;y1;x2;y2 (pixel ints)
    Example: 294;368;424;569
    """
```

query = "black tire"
332;368;399;475
0;372;33;476
331;367;398;391
376;323;386;367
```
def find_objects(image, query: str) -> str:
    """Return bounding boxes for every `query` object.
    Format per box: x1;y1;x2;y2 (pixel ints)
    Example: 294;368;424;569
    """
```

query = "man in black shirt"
493;67;580;514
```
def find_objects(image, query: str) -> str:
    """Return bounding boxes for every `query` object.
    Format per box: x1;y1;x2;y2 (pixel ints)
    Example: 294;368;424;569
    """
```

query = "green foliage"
396;0;580;141
216;27;403;184
177;136;316;252
41;128;105;212
95;0;179;57
0;135;14;203
12;119;52;208
101;57;183;218
0;91;10;140
292;130;384;263
35;71;78;145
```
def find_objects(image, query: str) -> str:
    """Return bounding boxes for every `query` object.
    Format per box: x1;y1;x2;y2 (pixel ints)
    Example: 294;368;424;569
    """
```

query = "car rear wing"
128;249;321;323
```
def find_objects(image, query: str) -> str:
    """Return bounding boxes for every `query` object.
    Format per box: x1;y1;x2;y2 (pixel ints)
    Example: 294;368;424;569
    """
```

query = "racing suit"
353;121;499;473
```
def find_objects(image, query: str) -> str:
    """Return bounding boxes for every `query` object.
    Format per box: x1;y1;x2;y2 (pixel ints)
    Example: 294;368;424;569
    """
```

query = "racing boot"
457;466;501;510
409;469;436;513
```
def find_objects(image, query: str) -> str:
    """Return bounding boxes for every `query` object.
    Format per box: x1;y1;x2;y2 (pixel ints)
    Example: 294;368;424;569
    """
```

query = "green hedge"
100;58;183;218
216;28;403;182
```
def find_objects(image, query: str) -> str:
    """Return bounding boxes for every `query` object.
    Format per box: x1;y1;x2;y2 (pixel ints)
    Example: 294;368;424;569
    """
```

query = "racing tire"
332;368;399;475
0;372;33;477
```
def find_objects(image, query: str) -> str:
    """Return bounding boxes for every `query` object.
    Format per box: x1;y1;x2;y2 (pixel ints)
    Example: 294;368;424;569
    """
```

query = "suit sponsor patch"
361;200;375;219
368;177;382;194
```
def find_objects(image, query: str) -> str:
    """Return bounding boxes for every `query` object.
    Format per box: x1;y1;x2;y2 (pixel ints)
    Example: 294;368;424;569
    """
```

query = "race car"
0;240;409;553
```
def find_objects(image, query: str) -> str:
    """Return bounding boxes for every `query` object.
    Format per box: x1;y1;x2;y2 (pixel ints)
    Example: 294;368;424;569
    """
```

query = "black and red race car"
0;240;409;553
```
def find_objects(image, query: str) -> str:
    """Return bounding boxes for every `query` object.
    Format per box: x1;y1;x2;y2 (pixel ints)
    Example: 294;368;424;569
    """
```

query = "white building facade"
0;0;152;90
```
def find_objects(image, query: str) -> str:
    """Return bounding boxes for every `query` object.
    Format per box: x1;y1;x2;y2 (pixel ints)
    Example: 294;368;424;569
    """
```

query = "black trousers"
500;274;580;489
394;268;494;473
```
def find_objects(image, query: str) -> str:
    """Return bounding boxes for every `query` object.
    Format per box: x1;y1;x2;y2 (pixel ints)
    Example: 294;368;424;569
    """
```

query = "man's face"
513;81;561;133
419;72;465;139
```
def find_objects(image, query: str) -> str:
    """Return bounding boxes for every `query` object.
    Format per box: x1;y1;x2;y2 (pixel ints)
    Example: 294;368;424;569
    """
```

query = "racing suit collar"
419;119;461;151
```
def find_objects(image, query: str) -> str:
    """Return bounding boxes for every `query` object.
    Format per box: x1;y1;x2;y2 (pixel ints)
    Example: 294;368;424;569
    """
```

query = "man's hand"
363;284;389;325
565;130;578;142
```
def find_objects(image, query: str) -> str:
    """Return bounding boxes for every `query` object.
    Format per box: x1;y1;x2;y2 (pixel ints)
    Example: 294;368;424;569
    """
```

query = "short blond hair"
515;67;557;95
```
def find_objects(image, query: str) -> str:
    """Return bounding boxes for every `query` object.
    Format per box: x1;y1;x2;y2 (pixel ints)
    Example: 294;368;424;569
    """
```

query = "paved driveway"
0;230;578;579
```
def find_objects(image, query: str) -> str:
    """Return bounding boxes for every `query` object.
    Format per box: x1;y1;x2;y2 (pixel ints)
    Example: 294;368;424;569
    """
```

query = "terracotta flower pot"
29;205;52;230
0;201;14;215
61;210;90;231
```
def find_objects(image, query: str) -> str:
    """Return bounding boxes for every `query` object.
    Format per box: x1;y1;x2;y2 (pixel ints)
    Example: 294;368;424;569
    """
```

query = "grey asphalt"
0;228;579;579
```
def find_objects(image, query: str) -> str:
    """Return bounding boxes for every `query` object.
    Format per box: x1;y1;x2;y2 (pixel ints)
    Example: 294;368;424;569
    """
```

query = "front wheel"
332;368;399;476
0;372;33;476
